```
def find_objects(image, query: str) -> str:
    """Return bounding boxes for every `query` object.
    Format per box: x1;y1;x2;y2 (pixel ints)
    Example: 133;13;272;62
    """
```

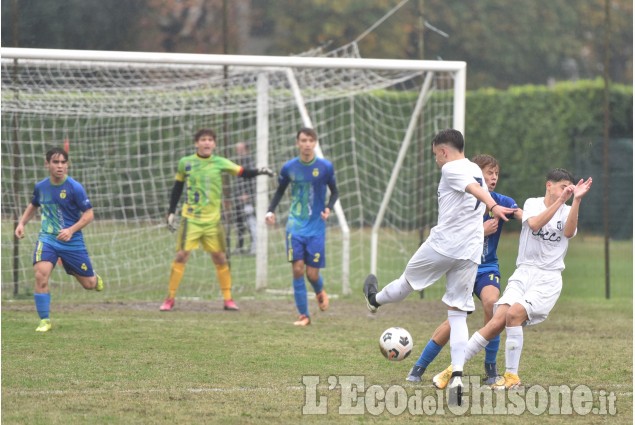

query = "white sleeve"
444;162;480;193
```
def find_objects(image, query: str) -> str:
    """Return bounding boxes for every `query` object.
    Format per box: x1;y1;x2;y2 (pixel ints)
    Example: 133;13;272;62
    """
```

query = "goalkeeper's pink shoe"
160;298;175;311
223;299;239;311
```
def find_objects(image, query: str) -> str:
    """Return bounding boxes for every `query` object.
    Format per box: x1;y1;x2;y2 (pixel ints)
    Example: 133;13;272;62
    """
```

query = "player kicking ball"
363;129;517;404
431;168;592;390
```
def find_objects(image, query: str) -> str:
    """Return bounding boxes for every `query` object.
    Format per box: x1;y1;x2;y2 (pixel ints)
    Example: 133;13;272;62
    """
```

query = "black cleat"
363;274;379;313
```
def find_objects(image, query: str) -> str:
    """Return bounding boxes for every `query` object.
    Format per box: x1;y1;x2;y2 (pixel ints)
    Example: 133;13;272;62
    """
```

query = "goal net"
1;44;465;303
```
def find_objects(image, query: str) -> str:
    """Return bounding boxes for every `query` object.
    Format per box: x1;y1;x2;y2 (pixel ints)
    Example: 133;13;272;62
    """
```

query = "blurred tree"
138;0;249;53
419;0;632;88
251;0;417;58
1;0;146;50
252;0;632;89
2;0;631;89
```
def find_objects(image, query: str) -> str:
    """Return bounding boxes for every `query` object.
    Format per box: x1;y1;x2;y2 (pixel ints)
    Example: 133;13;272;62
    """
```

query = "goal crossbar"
1;47;466;73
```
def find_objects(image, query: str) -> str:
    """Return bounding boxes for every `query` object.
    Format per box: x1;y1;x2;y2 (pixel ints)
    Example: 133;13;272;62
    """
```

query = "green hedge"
464;78;632;238
2;79;632;238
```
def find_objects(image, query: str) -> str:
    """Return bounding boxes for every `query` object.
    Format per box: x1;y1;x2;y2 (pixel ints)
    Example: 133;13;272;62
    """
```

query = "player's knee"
292;261;305;278
34;271;50;291
505;306;528;326
175;251;190;263
211;252;227;265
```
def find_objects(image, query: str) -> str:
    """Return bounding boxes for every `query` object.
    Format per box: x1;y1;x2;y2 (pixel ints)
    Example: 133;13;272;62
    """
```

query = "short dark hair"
472;154;499;171
46;147;68;162
194;128;217;142
296;127;317;140
546;168;575;183
432;129;464;152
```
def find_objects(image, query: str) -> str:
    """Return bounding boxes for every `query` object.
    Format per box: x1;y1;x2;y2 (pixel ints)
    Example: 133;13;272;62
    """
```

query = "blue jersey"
277;156;336;237
479;191;518;274
31;176;93;250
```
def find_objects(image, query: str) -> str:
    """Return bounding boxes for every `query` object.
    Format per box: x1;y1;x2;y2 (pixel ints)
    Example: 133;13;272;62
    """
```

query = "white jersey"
427;158;486;263
516;197;575;271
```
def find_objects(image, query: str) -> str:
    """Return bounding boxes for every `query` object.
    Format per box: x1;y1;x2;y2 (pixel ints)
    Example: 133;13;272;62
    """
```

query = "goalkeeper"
160;128;274;312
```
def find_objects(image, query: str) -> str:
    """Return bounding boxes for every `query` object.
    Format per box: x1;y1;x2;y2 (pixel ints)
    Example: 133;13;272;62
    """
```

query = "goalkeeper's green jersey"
175;153;241;223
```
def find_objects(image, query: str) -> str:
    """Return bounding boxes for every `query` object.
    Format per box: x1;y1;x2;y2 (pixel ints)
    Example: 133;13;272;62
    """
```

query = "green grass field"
2;298;632;424
2;234;632;423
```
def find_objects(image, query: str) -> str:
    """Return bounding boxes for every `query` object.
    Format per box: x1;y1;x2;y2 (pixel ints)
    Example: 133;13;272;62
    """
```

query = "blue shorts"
473;271;501;299
33;240;95;277
286;233;325;268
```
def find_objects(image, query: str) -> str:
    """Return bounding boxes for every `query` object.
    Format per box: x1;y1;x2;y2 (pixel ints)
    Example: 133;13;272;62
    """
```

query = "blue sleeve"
30;185;40;207
267;162;291;213
71;180;92;212
498;194;518;218
326;162;338;209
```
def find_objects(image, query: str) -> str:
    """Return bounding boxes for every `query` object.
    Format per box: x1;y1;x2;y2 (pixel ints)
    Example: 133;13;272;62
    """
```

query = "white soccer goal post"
1;45;465;302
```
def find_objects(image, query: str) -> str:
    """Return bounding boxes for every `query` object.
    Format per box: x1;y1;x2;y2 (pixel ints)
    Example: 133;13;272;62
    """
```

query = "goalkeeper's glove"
167;213;177;232
258;167;275;177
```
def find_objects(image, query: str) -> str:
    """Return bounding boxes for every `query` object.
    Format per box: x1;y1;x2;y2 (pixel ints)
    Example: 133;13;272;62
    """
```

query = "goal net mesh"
1;43;457;303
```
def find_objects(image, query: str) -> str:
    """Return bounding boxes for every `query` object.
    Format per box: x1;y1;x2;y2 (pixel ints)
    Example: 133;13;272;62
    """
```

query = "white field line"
4;384;633;398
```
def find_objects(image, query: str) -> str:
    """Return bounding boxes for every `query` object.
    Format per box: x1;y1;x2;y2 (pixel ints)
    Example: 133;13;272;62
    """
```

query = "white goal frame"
1;47;465;296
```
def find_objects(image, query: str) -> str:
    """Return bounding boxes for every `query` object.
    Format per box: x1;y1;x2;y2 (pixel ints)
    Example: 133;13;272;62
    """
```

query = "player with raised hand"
160;128;274;312
407;154;523;386
431;168;592;390
15;147;104;332
265;127;339;327
363;129;517;404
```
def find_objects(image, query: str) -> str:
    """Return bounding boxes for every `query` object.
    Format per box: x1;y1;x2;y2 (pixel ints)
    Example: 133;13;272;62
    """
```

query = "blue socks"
292;277;309;317
34;293;51;319
413;333;499;376
415;339;443;368
484;334;500;377
309;275;324;294
484;334;500;364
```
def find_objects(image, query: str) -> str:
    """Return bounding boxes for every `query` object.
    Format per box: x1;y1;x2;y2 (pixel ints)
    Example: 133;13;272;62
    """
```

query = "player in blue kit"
266;128;339;326
406;154;522;385
15;147;104;332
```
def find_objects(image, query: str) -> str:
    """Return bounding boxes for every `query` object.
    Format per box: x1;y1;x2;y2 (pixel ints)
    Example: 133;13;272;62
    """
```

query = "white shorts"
404;243;477;312
495;265;562;326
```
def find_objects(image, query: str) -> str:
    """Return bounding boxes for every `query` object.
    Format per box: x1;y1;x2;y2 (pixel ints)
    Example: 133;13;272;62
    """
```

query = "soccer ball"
379;327;413;361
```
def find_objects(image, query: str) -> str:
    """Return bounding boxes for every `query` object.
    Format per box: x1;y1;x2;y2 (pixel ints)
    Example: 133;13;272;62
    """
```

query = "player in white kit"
363;129;517;404
432;168;593;390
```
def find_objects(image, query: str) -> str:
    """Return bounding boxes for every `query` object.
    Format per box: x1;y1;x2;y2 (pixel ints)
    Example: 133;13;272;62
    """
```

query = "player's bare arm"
15;203;38;239
527;186;573;232
466;182;516;221
57;208;94;242
563;177;593;238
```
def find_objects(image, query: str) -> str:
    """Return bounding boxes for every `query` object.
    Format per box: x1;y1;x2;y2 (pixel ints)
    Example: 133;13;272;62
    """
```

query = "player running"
15;147;104;332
